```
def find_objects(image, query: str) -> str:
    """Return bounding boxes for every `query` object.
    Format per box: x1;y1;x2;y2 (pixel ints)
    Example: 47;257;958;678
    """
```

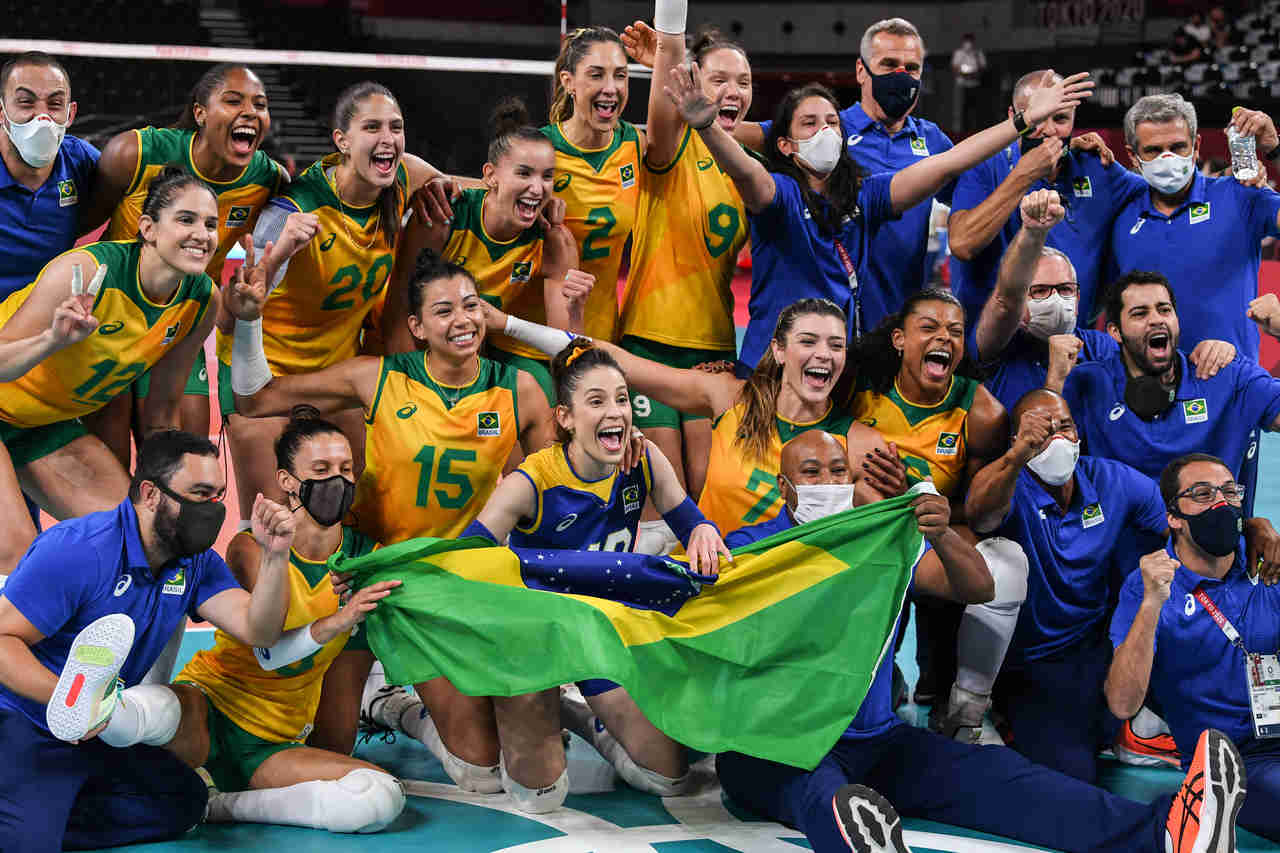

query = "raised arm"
644;3;692;169
664;63;776;213
964;408;1052;534
1104;551;1175;719
962;386;1010;492
892;72;1092;218
974;189;1065;361
382;193;449;354
0;262;102;381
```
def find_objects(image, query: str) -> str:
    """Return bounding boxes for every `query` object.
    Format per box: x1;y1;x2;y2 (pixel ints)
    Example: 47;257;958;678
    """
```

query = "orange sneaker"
1114;711;1181;768
1164;729;1246;853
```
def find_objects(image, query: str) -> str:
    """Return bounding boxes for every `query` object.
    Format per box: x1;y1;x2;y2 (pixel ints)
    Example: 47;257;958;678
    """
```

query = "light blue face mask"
1139;150;1195;196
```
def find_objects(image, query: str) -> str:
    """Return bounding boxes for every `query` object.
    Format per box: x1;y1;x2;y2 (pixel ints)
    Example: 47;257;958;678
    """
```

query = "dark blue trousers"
994;629;1120;784
0;708;208;853
717;723;1166;853
1239;739;1280;842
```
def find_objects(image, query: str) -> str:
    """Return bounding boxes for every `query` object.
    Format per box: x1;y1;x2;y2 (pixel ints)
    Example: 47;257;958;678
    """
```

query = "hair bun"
489;96;531;139
288;403;322;423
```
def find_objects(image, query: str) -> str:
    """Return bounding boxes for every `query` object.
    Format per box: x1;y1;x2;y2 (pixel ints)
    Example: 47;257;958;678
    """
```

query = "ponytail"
332;81;404;249
550;27;624;124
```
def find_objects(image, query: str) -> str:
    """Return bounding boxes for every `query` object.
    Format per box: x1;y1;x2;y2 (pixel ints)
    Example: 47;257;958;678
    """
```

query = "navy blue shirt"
1110;540;1280;766
950;145;1147;327
729;510;929;742
1106;172;1280;362
0;135;99;300
997;457;1166;664
1063;350;1280;482
0;500;238;732
762;103;955;327
982;328;1118;414
741;171;895;368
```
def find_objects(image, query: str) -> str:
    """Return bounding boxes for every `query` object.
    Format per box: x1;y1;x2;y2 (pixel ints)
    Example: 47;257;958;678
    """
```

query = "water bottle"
1228;106;1259;181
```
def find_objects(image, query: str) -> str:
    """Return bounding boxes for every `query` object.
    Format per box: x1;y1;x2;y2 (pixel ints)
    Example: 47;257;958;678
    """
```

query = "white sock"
955;537;1028;697
100;685;181;747
206;769;404;833
499;755;568;813
560;687;688;796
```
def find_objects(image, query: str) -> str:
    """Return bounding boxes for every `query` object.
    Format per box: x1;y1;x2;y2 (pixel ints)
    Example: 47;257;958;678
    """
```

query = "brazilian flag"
336;494;923;770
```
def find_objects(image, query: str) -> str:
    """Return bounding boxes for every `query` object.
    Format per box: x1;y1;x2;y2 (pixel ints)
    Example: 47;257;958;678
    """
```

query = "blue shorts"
577;679;620;697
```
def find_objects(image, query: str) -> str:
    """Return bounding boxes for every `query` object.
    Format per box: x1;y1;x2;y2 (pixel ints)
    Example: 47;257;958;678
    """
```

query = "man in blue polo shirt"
741;17;954;329
717;431;1246;853
0;51;98;301
948;70;1147;329
0;430;297;852
941;388;1167;782
1106;94;1280;362
1107;452;1280;842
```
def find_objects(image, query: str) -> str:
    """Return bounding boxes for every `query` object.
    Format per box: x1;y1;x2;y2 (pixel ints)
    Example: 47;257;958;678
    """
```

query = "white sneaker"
47;614;135;742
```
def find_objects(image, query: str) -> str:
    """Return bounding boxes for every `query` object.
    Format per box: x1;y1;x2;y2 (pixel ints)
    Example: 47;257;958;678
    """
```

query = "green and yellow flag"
337;494;923;770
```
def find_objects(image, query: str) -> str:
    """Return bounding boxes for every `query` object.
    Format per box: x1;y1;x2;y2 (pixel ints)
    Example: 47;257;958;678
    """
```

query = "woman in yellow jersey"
388;98;588;407
83;64;287;470
543;26;646;343
0;167;221;574
227;248;554;790
489;297;895;537
222;81;450;524
102;410;406;834
616;18;754;551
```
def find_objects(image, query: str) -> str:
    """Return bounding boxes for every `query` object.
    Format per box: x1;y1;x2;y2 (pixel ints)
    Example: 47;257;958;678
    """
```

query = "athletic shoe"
832;784;912;853
912;668;939;706
358;666;409;743
46;614;135;742
1165;729;1246;853
931;685;998;745
1114;707;1181;768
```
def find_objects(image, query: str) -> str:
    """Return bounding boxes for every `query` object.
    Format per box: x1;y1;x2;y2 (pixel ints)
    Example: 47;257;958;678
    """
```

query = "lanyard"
1193;586;1244;649
832;237;862;342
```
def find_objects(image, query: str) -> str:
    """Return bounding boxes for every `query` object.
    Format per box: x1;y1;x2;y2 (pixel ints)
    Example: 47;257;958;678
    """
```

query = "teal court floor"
87;433;1280;853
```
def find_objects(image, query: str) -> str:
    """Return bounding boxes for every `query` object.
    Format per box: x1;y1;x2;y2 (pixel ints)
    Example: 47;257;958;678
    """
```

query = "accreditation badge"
1246;652;1280;738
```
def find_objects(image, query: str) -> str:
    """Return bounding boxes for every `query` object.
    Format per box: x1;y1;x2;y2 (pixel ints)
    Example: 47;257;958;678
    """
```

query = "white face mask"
1025;291;1077;339
1139;151;1194;196
1;103;67;169
793;125;842;176
784;479;855;525
1026;436;1079;486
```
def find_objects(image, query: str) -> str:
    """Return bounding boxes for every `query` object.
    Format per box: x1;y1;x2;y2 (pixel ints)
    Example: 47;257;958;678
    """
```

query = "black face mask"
1172;501;1243;558
1124;358;1181;421
861;58;919;121
152;480;226;558
294;474;356;528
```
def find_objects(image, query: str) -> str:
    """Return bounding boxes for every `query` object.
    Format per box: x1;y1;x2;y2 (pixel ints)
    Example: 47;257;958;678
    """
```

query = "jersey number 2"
414;445;476;509
580;207;616;262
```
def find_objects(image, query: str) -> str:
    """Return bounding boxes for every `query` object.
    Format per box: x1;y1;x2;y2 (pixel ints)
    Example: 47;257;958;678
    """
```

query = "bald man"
947;69;1146;329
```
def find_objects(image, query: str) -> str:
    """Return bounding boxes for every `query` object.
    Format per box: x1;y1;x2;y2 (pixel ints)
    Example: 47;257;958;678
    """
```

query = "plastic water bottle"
1228;106;1259;181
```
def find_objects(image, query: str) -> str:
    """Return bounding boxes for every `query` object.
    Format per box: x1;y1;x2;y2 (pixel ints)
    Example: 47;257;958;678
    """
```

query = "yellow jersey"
177;527;376;744
442;188;547;360
622;127;747;351
850;376;980;500
215;154;409;377
353;352;521;543
541;121;642;342
698;401;854;535
0;240;213;428
104;127;285;281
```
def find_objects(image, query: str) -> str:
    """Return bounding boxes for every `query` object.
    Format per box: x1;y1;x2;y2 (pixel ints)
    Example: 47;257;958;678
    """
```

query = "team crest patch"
162;566;186;596
619;163;636;189
161;322;181;345
1189;202;1211;224
910;137;929;157
477;411;501;436
935;432;960;456
58;179;78;207
622;484;641;513
225;205;252;229
1072;177;1093;198
1081;503;1105;528
510;262;532;283
1182;398;1208;424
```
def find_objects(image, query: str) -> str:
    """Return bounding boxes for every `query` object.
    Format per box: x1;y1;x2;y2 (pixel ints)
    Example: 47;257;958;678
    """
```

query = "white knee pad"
635;520;679;556
441;748;503;794
500;756;568;814
327;769;406;834
100;684;182;747
613;755;691;797
974;537;1028;610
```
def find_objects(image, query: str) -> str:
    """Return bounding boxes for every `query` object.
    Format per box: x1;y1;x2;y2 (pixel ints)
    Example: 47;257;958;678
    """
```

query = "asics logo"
113;575;132;597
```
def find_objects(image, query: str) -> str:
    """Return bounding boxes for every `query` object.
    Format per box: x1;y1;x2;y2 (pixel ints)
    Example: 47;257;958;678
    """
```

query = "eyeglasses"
1028;282;1079;300
1174;482;1245;505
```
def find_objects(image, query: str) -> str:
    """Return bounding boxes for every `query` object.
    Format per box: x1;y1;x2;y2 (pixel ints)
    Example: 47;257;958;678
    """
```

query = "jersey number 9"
704;203;741;259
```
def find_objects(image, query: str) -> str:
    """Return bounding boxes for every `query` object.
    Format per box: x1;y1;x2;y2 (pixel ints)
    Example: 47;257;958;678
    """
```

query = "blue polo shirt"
1110;540;1280;766
1063;350;1280;483
741;170;895;369
1106;172;1280;362
0;135;99;300
729;510;928;742
762;103;954;328
0;500;238;732
982;328;1117;413
950;145;1147;328
997;456;1166;665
